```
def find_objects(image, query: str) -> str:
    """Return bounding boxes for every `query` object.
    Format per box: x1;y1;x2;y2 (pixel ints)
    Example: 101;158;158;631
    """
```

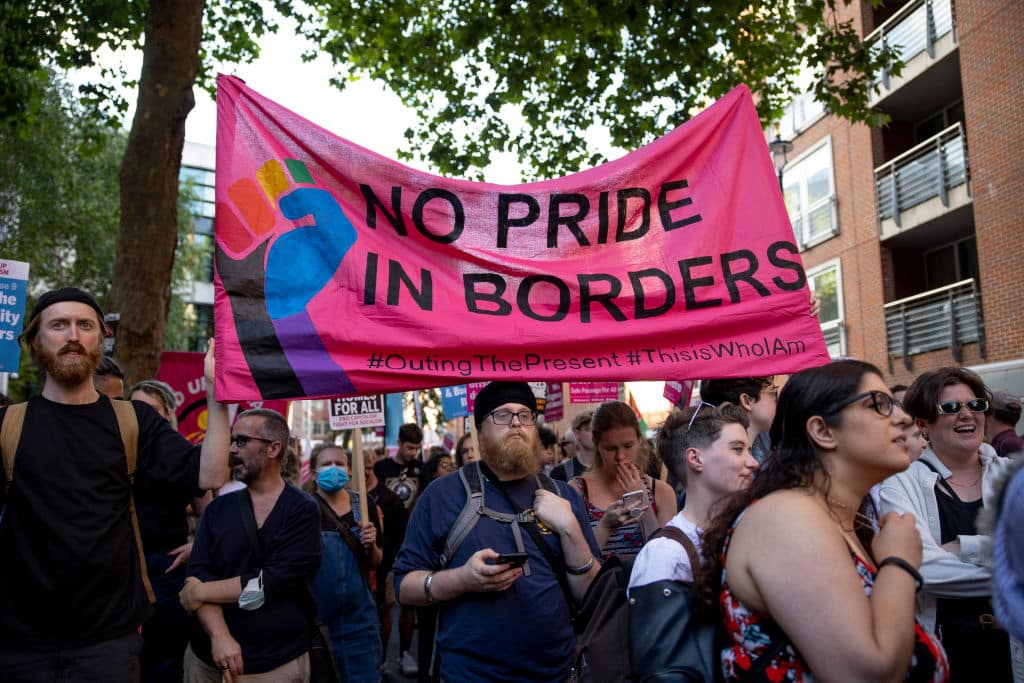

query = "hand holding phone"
491;552;529;568
621;490;648;519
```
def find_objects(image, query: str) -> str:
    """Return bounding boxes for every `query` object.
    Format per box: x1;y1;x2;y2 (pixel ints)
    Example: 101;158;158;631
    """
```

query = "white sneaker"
400;651;419;676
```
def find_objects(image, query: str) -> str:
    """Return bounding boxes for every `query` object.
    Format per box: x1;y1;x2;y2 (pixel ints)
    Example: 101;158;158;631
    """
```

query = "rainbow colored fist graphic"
216;158;356;398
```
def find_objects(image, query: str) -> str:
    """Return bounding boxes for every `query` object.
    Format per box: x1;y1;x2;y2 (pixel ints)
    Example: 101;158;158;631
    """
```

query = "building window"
186;303;215;352
925;237;978;290
807;259;845;358
783;139;838;249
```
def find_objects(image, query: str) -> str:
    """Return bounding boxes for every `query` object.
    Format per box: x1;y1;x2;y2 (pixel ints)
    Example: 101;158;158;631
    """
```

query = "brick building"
779;0;1023;405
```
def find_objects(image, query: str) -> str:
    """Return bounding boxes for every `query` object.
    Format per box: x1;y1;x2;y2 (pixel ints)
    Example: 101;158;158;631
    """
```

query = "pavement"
382;601;420;682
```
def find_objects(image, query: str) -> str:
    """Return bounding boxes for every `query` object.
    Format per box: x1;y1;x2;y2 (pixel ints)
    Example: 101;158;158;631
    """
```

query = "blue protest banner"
0;259;29;372
441;384;469;419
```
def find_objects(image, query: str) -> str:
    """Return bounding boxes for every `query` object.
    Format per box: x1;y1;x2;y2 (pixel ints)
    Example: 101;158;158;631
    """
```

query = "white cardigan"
879;445;1023;680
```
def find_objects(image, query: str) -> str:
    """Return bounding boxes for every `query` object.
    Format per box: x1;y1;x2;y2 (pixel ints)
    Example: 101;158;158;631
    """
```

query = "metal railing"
885;278;985;369
875;123;968;227
867;0;956;89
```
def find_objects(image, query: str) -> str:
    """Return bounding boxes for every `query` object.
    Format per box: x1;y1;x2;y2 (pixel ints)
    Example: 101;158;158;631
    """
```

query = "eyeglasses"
936;398;989;415
686;401;717;431
230;434;276;447
488;409;537;426
822;391;900;418
438;460;455;471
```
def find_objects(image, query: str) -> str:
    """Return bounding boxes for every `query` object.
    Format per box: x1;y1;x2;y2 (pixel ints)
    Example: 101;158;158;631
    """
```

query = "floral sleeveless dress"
720;508;949;682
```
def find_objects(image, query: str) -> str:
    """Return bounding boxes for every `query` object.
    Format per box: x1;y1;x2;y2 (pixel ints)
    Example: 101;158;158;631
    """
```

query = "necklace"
826;497;876;531
945;470;982;488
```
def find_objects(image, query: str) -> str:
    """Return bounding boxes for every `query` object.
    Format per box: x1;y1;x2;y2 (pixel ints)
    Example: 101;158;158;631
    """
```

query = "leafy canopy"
300;0;893;179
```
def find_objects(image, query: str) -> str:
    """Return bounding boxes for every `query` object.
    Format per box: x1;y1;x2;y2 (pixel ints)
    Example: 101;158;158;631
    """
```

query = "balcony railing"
867;0;956;89
884;278;985;369
875;123;969;228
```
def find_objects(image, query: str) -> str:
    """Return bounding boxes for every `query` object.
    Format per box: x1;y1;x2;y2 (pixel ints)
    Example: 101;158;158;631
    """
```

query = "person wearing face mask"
310;444;384;682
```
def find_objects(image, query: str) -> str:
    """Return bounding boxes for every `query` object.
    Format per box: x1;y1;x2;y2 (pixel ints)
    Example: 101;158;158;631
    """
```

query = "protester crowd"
1;286;1022;683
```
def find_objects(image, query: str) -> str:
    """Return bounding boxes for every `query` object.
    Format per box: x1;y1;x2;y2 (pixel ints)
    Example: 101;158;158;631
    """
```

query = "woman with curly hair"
695;360;948;682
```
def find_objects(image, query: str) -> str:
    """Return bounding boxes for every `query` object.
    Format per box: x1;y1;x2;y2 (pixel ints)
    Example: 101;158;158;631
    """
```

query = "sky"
84;10;672;416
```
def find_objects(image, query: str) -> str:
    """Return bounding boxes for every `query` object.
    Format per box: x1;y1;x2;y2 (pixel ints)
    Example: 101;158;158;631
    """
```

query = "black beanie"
30;288;105;325
473;381;537;427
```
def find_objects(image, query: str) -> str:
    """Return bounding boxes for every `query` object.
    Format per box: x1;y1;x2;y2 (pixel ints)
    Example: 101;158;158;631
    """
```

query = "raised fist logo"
216;158;356;398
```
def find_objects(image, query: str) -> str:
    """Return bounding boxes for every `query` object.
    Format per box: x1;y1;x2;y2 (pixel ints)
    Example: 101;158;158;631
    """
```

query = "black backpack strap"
917;458;960;499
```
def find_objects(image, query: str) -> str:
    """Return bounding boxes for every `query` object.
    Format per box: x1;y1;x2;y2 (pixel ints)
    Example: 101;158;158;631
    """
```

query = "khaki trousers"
183;645;309;683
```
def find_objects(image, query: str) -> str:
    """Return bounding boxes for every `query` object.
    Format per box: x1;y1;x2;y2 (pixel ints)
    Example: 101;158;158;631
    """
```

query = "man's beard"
481;429;542;477
230;450;268;484
34;341;101;387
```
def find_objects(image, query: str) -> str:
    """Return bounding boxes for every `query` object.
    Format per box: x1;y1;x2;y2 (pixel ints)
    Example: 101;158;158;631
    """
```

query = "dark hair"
694;360;882;613
454;433;474;467
538;425;558;448
237;408;290;455
0;393;10;408
414;451;454;507
590;401;646;473
903;367;992;423
890;383;909;393
699;377;774;407
398;423;423;445
657;403;749;486
94;355;124;379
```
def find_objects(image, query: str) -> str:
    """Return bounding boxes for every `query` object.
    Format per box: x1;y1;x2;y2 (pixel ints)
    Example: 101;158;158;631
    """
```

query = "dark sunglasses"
230;434;275;447
935;398;989;415
822;390;901;418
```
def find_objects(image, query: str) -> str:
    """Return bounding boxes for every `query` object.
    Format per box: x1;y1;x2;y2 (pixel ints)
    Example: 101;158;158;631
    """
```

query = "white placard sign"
327;394;386;430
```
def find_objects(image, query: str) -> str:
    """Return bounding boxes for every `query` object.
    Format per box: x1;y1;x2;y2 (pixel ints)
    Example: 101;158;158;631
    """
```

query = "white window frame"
782;137;838;250
806;258;845;358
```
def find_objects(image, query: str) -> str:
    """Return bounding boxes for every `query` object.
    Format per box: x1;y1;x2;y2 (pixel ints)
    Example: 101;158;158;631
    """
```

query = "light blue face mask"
317;465;350;492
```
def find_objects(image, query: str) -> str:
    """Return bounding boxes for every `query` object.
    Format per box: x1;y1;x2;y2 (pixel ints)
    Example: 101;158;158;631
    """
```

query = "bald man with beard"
0;288;231;682
392;381;601;683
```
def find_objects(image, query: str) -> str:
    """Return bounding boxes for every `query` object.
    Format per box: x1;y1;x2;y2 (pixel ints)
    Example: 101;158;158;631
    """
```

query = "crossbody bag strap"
239;490;265;566
315;492;372;584
651;525;701;571
918;458;960;499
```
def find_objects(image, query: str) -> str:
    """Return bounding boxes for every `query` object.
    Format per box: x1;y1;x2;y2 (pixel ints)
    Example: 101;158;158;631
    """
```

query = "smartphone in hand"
492;552;529;568
621;490;648;519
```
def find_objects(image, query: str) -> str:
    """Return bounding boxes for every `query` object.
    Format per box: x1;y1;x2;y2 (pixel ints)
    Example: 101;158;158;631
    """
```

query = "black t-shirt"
135;465;204;555
0;396;201;650
369;481;408;574
373;456;423;509
187;484;322;674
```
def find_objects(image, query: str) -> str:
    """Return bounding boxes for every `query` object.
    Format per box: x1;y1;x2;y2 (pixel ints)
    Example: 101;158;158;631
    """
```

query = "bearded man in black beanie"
0;288;231;682
391;381;601;683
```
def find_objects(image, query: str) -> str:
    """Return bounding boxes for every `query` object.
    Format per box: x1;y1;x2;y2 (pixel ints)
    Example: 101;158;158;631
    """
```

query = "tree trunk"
109;0;205;386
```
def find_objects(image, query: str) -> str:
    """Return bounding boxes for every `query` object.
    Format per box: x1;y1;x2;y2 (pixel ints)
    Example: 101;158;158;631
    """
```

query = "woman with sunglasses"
568;400;677;562
879;367;1020;681
696;360;948;681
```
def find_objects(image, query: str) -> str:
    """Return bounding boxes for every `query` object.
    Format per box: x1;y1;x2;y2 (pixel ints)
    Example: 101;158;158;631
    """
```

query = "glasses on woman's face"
935;398;989;415
488;409;537;426
822;390;900;417
438;460;455;471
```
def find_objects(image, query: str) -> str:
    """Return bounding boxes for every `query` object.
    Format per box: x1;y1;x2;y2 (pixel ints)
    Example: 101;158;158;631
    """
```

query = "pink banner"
213;75;829;401
157;351;289;443
663;380;696;407
569;382;620;404
545;382;564;422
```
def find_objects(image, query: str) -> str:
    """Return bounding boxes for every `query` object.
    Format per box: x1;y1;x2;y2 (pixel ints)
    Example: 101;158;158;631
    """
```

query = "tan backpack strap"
2;403;27;493
111;400;139;478
111;400;154;603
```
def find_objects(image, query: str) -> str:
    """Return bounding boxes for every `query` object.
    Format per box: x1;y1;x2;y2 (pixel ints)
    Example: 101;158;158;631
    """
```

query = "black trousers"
0;631;142;683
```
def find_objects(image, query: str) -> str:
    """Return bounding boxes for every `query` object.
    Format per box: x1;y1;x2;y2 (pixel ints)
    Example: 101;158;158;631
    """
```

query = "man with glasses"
0;288;231;682
699;376;779;464
550;410;595;481
392;381;601;682
179;409;322;682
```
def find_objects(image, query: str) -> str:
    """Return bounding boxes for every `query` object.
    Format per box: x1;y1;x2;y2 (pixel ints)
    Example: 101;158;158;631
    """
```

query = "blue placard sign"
0;259;29;372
